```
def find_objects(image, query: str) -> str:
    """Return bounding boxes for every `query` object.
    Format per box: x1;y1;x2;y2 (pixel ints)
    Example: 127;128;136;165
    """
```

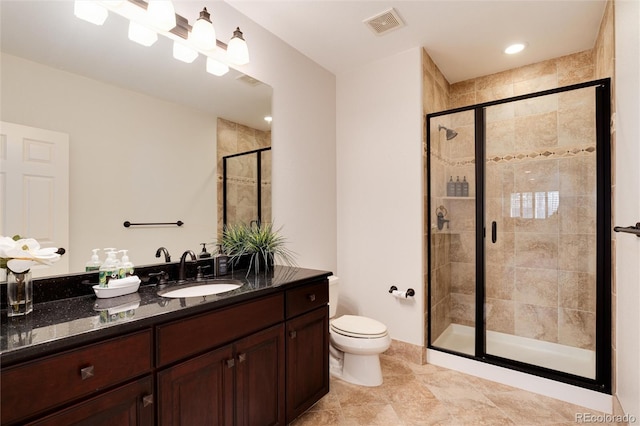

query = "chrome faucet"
177;250;197;282
155;246;171;263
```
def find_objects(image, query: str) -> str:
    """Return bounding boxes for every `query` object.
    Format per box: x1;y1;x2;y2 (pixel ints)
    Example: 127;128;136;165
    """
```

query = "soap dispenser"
214;244;229;276
85;249;102;272
119;250;134;278
455;176;462;197
99;250;118;287
462;176;469;197
199;243;211;259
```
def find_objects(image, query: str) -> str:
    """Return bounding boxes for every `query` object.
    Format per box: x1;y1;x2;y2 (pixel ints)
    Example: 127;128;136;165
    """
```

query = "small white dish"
93;278;140;299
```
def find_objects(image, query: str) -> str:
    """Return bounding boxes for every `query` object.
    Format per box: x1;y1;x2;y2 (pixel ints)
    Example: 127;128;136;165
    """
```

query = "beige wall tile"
559;308;596;350
450;261;475;295
558;271;596;312
450;293;475;325
515;267;559;307
515;303;558;343
485;265;515;300
515;233;559;269
486;298;515;334
514;111;558;150
558;234;596;273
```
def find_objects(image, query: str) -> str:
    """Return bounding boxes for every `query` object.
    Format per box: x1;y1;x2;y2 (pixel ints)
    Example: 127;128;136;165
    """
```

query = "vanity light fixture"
206;57;229;76
227;27;250;65
74;1;109;25
147;0;176;32
173;41;199;63
504;43;526;54
190;7;216;51
73;1;250;76
128;20;158;46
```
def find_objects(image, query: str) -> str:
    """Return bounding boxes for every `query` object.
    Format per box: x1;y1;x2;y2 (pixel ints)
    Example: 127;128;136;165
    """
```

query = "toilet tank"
328;276;339;318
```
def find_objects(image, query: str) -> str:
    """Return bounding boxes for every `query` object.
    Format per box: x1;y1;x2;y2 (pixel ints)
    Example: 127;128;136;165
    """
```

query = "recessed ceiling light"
264;116;273;123
504;43;526;55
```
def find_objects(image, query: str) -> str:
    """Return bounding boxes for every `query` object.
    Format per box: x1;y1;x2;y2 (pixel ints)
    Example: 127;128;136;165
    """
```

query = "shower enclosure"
222;147;272;227
426;79;611;392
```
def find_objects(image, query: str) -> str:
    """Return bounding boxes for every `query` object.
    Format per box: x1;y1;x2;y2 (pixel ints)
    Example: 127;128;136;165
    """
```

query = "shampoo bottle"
85;249;102;272
455;176;462;197
462;176;469;197
99;250;118;287
119;250;134;278
447;176;455;196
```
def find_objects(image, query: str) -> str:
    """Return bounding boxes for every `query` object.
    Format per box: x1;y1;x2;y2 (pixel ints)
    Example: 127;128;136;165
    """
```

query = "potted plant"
220;222;296;275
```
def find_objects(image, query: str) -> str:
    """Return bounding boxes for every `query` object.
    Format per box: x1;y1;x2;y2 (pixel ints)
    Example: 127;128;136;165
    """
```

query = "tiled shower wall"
216;117;272;237
425;0;615;354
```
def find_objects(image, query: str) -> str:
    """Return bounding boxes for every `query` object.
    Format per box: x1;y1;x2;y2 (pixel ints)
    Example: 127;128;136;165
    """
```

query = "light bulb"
190;7;216;51
128;21;158;46
227;27;249;65
147;0;176;32
206;58;229;76
173;42;198;63
74;1;108;25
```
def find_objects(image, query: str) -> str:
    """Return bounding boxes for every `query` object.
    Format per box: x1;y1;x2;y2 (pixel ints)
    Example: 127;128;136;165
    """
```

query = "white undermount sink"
159;280;243;298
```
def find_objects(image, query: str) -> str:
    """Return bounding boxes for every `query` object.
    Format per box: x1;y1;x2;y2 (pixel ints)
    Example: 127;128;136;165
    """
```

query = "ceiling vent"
236;73;262;87
363;8;405;36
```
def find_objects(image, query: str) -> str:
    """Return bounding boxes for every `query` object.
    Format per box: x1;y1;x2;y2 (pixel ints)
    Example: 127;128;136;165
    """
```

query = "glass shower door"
483;87;598;379
428;109;477;356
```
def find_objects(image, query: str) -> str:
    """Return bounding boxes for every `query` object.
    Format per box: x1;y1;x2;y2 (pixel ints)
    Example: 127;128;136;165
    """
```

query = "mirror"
0;1;272;275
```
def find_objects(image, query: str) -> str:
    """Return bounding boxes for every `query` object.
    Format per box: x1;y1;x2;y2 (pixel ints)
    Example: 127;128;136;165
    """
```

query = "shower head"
438;125;458;140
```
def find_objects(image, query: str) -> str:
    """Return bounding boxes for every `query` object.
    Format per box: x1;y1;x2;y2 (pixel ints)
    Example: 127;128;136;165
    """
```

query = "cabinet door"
27;376;154;426
285;306;329;423
234;324;285;426
158;345;235;426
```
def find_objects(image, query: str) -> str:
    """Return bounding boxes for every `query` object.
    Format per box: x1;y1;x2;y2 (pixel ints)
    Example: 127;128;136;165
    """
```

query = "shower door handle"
491;221;497;243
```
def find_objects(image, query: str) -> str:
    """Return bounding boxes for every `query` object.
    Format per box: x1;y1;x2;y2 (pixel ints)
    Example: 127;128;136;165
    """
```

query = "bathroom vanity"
0;266;330;425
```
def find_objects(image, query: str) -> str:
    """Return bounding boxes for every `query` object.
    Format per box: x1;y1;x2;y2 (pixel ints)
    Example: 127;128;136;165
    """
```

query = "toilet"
328;276;391;386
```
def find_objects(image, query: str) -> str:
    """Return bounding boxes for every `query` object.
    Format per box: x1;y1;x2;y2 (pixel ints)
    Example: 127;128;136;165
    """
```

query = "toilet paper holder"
389;285;415;298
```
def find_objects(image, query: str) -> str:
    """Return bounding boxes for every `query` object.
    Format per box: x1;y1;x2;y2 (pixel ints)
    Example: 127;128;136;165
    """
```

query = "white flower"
0;236;62;273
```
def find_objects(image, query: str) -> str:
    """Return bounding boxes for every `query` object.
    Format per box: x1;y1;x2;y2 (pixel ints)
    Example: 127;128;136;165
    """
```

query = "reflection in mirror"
216;119;271;237
0;1;272;276
222;148;272;232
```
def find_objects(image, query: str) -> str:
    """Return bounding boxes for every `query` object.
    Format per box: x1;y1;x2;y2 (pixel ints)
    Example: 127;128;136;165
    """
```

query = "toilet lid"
331;315;388;338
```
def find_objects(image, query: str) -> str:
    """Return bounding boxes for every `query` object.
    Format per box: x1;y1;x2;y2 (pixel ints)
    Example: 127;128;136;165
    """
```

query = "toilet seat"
330;315;388;339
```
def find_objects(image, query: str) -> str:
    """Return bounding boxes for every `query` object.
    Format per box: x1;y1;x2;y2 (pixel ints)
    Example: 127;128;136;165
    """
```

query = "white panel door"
0;122;69;277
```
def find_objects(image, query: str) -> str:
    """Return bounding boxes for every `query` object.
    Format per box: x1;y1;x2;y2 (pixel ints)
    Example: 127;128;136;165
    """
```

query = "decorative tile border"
429;145;596;167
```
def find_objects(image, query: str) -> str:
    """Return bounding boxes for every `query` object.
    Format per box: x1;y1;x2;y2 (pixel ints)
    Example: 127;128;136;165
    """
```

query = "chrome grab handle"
80;365;94;380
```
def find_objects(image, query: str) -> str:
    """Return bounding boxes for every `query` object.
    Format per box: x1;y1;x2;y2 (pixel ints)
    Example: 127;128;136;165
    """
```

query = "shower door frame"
426;78;612;393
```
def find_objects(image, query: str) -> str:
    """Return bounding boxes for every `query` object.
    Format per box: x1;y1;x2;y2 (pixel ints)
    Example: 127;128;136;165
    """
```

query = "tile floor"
292;354;623;426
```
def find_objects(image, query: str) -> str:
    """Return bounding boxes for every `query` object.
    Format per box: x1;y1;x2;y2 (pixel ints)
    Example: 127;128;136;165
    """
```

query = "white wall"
221;3;338;273
336;48;424;345
614;0;640;418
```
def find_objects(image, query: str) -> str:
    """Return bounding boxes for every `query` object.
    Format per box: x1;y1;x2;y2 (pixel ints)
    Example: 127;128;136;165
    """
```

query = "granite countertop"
1;266;331;365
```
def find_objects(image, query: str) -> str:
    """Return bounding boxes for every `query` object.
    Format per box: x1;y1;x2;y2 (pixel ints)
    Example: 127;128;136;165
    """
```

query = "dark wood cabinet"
27;376;154;426
158;344;235;426
235;324;286;426
1;276;329;426
285;282;330;423
1;330;153;425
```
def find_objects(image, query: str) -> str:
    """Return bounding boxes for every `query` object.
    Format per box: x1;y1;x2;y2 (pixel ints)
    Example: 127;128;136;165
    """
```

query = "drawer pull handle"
226;358;235;368
290;330;297;339
80;365;94;380
308;294;316;302
238;353;247;363
142;394;154;407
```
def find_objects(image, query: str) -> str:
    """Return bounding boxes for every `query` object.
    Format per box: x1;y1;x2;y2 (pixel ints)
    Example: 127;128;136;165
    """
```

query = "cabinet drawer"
1;330;152;425
286;279;328;319
156;294;284;367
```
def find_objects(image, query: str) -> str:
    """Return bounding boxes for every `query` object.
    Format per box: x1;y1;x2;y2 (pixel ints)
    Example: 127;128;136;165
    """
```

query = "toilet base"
329;348;384;387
